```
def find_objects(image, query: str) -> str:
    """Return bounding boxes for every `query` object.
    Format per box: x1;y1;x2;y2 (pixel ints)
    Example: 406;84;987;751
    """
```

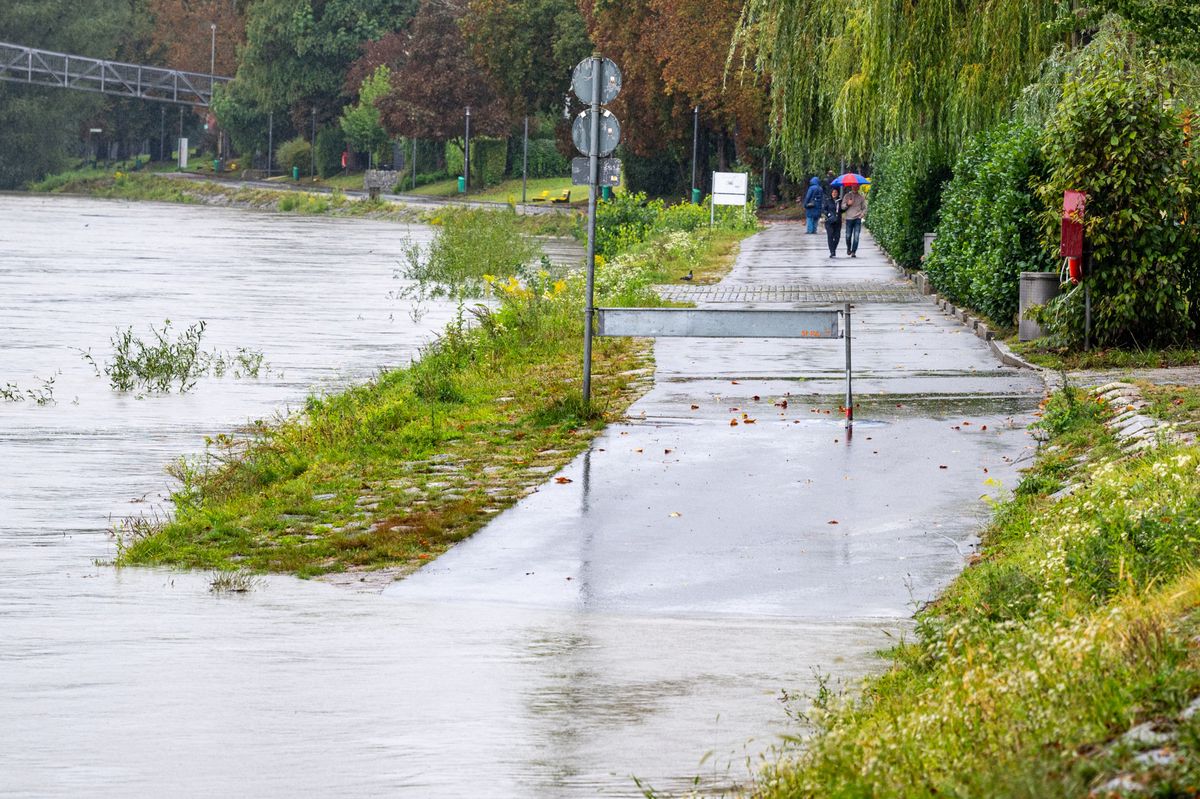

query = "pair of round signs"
571;57;622;158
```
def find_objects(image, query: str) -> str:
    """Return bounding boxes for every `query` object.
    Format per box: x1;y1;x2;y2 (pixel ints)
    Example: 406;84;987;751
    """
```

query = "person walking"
822;187;844;258
802;177;822;234
842;183;867;257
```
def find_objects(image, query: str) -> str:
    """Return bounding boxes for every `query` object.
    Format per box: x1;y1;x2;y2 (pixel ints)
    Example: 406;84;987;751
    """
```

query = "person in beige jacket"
842;185;867;257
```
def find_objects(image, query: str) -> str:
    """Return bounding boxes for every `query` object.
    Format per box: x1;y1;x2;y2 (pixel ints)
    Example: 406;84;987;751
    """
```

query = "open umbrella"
831;173;870;187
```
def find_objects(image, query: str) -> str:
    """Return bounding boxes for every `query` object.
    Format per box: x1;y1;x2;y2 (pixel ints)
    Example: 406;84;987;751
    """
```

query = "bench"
550;189;571;204
528;190;551;203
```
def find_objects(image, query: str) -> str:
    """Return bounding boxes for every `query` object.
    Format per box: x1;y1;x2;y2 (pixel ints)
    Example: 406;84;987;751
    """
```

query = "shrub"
924;121;1055;326
867;142;951;270
515;138;569;178
1034;20;1200;346
445;138;507;187
276;137;311;176
315;126;346;178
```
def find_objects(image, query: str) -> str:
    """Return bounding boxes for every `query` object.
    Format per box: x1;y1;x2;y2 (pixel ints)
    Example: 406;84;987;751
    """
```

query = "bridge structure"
0;41;231;107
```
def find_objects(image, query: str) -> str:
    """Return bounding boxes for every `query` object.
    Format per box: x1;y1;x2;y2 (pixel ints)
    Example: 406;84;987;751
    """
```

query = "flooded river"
0;196;1038;797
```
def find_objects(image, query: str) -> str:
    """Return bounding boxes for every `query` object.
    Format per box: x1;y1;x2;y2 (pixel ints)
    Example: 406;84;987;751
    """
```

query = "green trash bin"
601;185;612;201
457;176;466;193
754;186;764;207
691;187;702;205
213;159;220;174
292;166;300;180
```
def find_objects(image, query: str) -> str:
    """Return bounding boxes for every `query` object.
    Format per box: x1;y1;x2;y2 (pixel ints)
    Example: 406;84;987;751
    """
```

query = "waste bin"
601;185;611;201
691;187;702;205
292;166;300;180
1018;272;1061;341
213;159;220;174
457;176;466;193
754;186;764;207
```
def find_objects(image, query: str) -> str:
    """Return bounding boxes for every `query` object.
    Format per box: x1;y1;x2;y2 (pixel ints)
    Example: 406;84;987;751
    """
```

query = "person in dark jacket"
823;187;844;257
802;177;823;234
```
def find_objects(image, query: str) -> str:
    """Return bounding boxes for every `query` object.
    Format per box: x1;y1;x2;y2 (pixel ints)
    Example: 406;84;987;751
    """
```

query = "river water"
0;195;1038;797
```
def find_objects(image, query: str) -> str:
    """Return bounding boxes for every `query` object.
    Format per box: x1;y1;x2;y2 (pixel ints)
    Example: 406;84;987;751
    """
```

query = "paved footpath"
381;222;1045;795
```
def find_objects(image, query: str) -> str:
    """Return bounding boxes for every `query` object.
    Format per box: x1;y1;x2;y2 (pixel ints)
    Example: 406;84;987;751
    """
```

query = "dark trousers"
845;218;862;254
825;220;842;255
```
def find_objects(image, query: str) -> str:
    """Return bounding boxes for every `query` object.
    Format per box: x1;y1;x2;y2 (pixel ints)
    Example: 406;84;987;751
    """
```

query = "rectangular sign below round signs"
712;171;749;206
572;157;621;187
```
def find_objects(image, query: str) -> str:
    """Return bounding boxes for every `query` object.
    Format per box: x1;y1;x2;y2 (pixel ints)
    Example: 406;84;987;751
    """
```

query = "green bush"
445;138;507;187
276;137;311;176
516;138;569;178
924;121;1055;326
867;142;951;270
592;191;757;257
315;126;346;179
1034;20;1200;346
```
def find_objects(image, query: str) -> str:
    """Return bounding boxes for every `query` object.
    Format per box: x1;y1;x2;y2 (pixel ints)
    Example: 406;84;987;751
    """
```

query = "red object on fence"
1060;190;1085;259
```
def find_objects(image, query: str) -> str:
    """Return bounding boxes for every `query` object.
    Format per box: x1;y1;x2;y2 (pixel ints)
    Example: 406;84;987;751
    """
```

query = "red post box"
1061;190;1086;283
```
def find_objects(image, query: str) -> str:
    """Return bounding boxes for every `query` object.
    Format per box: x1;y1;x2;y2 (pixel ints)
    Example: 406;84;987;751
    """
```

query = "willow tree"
737;0;1063;171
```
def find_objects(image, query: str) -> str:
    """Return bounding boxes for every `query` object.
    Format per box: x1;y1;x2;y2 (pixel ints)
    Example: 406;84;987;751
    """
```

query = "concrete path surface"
379;222;1045;792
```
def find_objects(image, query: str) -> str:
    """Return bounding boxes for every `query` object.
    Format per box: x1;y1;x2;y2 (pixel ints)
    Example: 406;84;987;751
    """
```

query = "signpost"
571;157;620;187
710;171;749;228
573;54;622;409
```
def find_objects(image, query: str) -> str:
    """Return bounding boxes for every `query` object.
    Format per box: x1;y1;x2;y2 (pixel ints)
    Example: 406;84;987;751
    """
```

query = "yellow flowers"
483;273;568;302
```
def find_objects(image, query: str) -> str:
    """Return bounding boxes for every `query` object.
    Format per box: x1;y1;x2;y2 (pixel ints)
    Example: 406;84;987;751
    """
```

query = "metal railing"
0;41;230;107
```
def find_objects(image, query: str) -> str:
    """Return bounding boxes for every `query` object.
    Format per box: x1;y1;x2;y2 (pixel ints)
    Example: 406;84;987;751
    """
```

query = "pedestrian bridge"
0;40;230;106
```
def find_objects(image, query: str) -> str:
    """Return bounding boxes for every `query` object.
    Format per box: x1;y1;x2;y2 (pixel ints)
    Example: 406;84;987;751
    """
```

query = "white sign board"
712;171;748;206
178;137;188;169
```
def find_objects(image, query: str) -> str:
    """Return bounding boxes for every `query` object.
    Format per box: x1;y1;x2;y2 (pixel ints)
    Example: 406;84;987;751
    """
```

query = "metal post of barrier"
844;303;853;425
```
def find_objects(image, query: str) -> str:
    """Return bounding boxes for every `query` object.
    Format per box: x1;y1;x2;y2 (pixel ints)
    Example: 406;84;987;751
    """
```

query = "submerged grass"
116;204;755;578
755;388;1200;798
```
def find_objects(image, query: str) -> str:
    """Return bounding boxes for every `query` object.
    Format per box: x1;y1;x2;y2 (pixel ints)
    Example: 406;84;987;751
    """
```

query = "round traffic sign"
572;109;621;157
572;57;622;106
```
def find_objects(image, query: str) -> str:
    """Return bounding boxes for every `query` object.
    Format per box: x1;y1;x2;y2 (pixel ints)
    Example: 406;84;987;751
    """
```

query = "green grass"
755;386;1200;798
1010;341;1200;370
115;210;755;578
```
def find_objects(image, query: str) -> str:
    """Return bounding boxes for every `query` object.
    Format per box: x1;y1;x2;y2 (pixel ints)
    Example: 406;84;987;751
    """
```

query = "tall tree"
148;0;248;77
460;0;591;117
376;0;511;143
234;0;419;128
0;0;133;187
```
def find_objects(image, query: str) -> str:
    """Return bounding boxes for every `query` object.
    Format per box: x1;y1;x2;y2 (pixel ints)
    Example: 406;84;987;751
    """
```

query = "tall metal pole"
691;105;699;202
411;137;417;190
521;115;529;205
159;106;165;163
844;302;853;425
209;23;216;80
464;107;471;191
583;54;602;409
310;106;316;178
267;111;273;177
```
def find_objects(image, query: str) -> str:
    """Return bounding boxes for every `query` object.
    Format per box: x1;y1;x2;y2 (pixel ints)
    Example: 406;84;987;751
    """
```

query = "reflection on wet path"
2;203;1039;797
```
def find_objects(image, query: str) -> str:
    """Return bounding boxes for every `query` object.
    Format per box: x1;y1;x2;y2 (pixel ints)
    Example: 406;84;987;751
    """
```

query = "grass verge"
1010;341;1200;371
115;206;756;579
755;385;1200;798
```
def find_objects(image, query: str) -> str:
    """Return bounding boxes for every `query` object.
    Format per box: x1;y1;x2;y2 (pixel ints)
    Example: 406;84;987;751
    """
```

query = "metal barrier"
594;304;854;423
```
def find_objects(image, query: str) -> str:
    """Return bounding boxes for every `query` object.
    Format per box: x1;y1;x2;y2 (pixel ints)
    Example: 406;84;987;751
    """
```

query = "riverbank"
114;196;758;580
27;171;581;236
757;383;1200;797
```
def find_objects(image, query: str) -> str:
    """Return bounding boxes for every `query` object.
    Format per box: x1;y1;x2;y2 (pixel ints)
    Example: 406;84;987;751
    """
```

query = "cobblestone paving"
655;282;922;304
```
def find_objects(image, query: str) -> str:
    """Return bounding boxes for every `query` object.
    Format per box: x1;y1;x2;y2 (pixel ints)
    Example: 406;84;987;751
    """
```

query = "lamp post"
522;115;529;205
464;106;471;191
310;106;316;178
691;105;700;203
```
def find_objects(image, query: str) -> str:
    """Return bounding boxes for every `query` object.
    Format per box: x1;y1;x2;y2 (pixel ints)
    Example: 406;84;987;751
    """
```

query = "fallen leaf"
962;421;972;426
981;425;988;431
775;400;788;409
690;404;700;410
635;448;643;453
939;465;948;469
744;418;756;424
828;520;839;525
555;477;573;484
669;511;681;518
664;449;672;454
752;395;761;401
731;380;740;385
730;419;739;426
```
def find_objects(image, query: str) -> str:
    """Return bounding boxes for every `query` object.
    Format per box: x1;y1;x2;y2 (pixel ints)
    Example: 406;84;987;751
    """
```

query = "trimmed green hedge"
924;121;1055;326
866;142;951;270
445;138;507;187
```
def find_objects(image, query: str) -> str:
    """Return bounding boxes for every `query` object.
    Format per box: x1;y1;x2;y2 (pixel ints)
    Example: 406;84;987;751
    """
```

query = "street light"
464;106;471;191
209;23;216;79
691;105;700;203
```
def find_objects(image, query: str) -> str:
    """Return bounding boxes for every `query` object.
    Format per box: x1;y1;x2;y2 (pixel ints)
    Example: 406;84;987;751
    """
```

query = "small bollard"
754;186;764;207
212;159;220;174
